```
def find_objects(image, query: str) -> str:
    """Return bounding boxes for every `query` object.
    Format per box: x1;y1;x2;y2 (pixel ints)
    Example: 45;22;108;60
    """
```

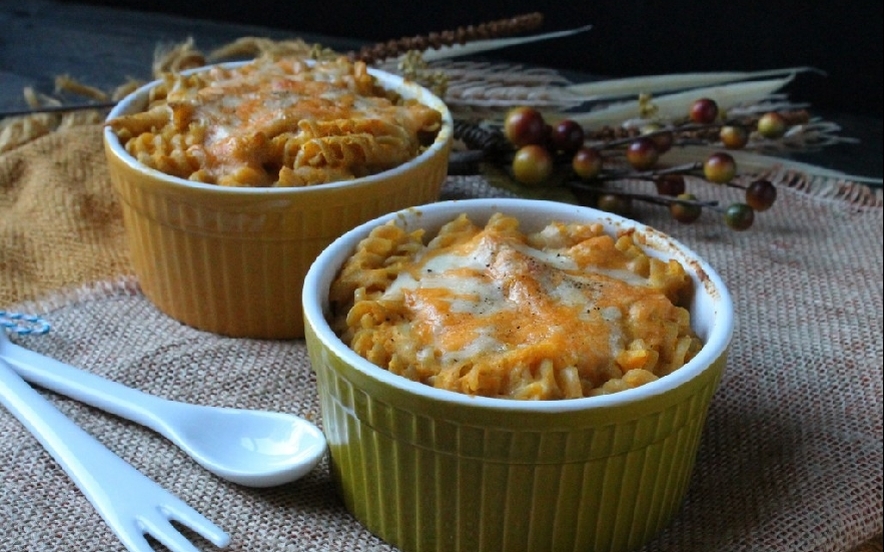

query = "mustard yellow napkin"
0;124;133;306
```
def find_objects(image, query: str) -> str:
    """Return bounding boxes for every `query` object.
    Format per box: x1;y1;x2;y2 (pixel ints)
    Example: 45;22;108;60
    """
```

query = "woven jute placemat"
1;125;881;551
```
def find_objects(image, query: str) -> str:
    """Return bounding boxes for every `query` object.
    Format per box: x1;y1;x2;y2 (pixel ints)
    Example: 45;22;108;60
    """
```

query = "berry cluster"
500;98;782;230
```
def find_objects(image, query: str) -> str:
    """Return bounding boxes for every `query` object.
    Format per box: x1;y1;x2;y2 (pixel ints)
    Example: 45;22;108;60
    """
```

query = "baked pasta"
329;213;703;400
106;56;443;187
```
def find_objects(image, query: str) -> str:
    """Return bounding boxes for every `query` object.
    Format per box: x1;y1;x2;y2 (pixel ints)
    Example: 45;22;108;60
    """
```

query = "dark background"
67;0;883;117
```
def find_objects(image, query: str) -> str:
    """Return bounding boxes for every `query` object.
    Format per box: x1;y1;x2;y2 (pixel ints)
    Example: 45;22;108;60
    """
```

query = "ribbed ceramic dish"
103;62;452;339
303;198;733;552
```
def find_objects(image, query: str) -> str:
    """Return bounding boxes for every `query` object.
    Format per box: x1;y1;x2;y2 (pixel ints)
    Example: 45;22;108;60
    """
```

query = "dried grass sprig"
444;79;585;111
415;25;592;63
425;60;572;86
773;119;859;151
419;60;582;115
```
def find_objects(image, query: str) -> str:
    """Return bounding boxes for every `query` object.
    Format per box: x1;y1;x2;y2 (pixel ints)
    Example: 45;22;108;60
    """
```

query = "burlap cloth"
0;124;881;552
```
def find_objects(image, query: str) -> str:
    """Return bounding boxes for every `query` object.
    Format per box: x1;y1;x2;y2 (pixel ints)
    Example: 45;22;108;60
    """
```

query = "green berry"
670;193;702;224
757;112;787;139
724;203;755;230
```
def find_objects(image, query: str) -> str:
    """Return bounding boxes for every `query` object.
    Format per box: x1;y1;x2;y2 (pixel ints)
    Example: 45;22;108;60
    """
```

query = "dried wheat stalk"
349;12;544;64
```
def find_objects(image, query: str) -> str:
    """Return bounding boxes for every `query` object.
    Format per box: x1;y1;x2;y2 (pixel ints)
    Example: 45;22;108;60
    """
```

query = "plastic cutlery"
0;328;326;488
0;355;231;552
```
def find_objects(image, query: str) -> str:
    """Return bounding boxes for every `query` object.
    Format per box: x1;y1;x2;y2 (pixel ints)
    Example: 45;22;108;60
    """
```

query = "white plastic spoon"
0;330;326;488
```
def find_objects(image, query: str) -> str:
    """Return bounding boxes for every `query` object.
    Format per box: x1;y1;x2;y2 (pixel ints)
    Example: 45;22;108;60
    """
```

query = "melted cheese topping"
387;232;636;367
332;213;700;400
108;56;442;187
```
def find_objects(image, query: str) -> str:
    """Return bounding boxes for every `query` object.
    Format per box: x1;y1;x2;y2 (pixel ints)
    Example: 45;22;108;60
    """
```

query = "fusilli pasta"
330;213;703;400
107;56;442;187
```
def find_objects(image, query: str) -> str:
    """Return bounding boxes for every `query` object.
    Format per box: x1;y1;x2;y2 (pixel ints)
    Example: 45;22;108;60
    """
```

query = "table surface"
2;0;882;186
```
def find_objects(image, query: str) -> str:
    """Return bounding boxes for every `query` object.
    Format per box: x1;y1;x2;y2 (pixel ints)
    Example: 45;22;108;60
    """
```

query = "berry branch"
453;97;786;231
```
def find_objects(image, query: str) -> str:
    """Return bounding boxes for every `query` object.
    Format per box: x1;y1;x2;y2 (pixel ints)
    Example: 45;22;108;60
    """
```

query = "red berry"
504;106;547;147
511;144;553;185
689;98;719;124
596;193;632;215
572;146;603;180
655;174;686;196
745;179;777;211
703;152;737;183
549;119;585;154
625;137;659;170
640;123;674;153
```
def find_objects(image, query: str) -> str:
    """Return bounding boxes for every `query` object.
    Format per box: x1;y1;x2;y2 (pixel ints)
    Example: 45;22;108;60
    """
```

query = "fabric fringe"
8;276;142;318
758;167;884;208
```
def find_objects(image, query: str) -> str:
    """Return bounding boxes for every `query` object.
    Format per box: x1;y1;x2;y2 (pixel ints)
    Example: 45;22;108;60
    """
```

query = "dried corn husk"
389;39;818;127
662;145;882;188
563;67;820;100
410;25;593;63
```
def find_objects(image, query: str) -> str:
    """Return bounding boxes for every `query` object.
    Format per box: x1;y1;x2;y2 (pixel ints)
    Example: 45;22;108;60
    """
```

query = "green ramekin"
303;198;733;552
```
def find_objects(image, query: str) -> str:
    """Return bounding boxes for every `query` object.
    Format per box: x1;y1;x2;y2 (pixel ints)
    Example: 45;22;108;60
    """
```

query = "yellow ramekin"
103;63;452;339
303;198;733;552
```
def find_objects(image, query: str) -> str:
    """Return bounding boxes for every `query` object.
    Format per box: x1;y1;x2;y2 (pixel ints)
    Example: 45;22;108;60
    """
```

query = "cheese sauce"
385;230;635;372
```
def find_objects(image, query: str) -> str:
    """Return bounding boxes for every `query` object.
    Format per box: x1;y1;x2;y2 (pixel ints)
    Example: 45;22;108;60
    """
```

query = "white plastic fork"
0;355;230;552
